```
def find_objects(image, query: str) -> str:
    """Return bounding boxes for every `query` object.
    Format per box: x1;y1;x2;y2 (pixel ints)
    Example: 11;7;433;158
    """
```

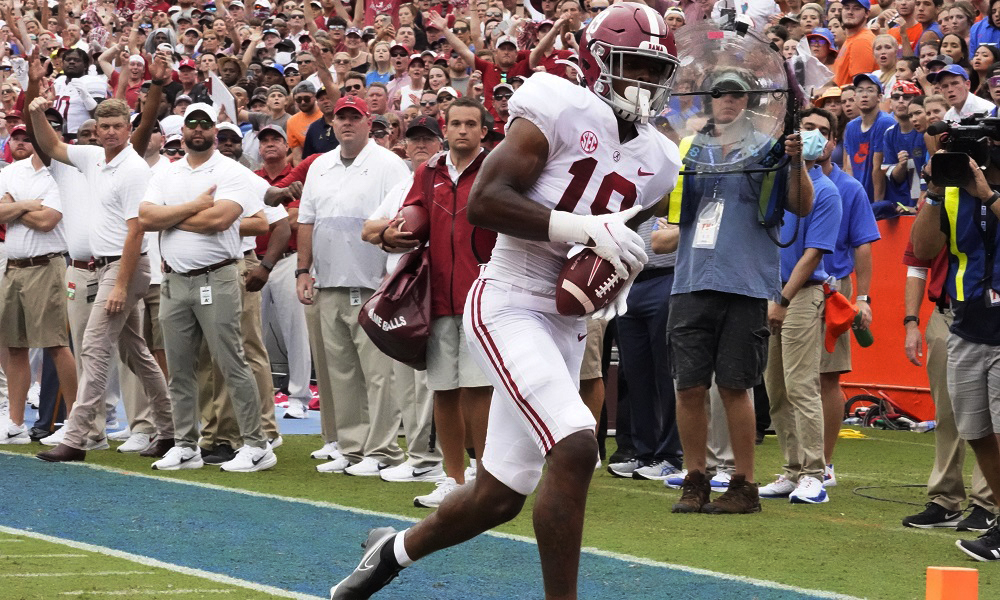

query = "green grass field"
2;428;996;599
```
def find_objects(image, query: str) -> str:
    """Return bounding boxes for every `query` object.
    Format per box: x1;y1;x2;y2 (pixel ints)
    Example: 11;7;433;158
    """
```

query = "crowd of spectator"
0;0;999;561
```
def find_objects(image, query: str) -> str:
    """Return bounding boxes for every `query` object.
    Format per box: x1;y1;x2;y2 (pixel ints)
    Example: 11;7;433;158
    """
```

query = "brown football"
555;248;631;316
396;204;430;244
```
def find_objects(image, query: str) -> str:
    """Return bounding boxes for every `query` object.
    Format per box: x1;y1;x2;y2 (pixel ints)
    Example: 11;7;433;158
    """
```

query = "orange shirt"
888;23;922;52
286;108;323;149
833;29;878;86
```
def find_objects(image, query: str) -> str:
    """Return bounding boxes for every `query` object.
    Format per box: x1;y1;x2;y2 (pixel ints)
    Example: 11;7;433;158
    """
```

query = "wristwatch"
987;190;1000;208
779;294;791;308
857;295;871;304
294;268;311;277
260;259;275;272
903;315;919;327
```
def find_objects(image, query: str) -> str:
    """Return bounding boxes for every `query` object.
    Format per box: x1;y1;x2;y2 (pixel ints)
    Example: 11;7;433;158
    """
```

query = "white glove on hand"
548;205;648;278
590;268;639;321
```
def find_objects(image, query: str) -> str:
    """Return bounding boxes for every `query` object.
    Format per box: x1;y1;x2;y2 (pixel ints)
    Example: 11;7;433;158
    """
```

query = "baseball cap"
258;124;287;141
409;53;425;65
891;80;923;96
496;35;517;48
928;63;970;83
167;5;181;12
7;123;27;136
4;108;22;120
174;94;194;105
263;28;281;37
230;0;244;6
178;58;197;70
334;95;371;117
254;0;271;8
372;115;390;130
927;54;955;70
263;63;286;75
406;115;442;138
842;0;870;9
390;43;410;55
183;102;219;123
45;108;64;125
267;84;289;96
437;86;459;98
852;72;883;93
806;27;838;55
216;122;244;138
129;54;145;65
129;112;159;131
779;14;800;24
292;81;316;95
492;82;514;96
346;26;362;37
813;86;842;108
164;133;183;145
709;70;751;92
184;27;201;36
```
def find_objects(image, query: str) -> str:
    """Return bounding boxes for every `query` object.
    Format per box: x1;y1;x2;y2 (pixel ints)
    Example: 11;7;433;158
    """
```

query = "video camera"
928;114;1000;187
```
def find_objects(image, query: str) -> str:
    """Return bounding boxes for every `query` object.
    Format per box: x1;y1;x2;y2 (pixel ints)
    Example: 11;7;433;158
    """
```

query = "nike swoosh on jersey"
637;168;654;176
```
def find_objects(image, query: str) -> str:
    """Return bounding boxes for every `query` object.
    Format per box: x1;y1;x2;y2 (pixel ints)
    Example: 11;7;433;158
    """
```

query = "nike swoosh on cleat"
358;535;392;571
988;517;998;527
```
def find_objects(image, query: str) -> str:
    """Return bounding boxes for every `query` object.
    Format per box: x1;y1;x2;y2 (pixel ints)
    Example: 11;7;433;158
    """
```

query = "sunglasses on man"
343;83;363;92
890;93;915;101
164;147;186;156
185;118;214;130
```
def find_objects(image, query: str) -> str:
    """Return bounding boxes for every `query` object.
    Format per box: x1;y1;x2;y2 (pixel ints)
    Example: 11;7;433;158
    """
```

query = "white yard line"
0;553;87;558
0;451;865;600
0;571;154;577
61;589;236;596
0;526;324;600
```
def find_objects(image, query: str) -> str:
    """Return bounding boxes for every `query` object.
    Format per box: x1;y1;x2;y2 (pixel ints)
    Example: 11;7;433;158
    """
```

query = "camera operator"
912;154;1000;561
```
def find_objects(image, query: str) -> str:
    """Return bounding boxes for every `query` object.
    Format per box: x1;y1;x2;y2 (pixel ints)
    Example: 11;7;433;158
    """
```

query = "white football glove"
548;205;648;278
590;268;639;321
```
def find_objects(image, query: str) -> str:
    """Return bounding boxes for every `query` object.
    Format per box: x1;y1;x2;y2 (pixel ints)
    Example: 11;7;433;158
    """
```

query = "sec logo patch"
580;131;598;154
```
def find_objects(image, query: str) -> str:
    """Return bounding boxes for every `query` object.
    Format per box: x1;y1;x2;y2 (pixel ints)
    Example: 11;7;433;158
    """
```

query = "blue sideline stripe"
1;454;831;599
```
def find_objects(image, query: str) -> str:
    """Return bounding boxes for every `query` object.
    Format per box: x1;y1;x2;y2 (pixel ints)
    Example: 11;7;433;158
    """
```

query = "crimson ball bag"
358;247;432;370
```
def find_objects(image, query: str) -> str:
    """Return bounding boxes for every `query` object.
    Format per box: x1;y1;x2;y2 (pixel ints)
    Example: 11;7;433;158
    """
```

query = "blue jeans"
615;272;682;466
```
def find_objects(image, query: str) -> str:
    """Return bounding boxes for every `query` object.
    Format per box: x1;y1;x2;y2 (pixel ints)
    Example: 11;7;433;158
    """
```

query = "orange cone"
926;566;977;600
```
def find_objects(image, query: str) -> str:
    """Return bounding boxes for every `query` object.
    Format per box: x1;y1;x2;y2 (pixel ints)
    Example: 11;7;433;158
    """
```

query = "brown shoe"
37;444;86;463
671;470;711;513
139;437;175;458
701;474;761;514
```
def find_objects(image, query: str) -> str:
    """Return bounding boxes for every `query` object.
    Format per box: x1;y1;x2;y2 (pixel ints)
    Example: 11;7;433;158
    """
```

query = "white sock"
394;529;414;567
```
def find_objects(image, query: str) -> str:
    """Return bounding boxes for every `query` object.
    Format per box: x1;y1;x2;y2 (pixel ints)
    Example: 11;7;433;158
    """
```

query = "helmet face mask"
580;2;679;123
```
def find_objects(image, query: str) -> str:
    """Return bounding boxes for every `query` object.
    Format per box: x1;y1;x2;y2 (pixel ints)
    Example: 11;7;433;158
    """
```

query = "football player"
330;3;681;598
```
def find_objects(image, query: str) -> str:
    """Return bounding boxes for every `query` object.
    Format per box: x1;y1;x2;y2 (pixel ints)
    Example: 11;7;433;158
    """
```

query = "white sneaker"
380;462;445;482
1;422;30;445
345;456;390;476
464;459;477;482
633;460;682;481
107;428;133;441
268;436;283;450
710;471;732;493
759;475;796;498
40;428;67;446
27;382;40;409
414;477;459;508
317;456;351;473
117;432;152;453
824;464;837;487
789;476;829;504
105;419;120;431
87;437;110;451
608;459;641;478
283;403;307;419
152;446;204;471
311;441;342;460
220;445;277;472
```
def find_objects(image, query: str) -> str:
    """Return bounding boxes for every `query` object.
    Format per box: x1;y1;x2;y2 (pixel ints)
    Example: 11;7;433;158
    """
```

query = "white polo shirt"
145;156;173;286
0;159;67;259
299;140;410;290
241;172;287;254
65;144;150;259
143;150;258;273
944;93;995;122
368;172;414;273
47;159;94;261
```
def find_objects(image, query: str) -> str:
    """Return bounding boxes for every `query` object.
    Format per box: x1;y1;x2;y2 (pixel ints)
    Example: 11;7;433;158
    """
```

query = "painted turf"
2;453;853;599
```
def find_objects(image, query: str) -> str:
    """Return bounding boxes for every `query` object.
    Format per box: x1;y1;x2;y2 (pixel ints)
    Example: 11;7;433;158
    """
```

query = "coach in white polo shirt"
28;99;172;463
0;125;76;445
139;102;277;473
297;95;409;475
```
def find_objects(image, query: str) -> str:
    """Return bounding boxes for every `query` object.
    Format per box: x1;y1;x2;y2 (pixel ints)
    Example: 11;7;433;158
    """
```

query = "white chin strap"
612;85;651;123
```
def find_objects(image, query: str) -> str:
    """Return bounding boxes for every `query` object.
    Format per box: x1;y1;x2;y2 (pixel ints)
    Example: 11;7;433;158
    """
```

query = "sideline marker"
926;566;977;600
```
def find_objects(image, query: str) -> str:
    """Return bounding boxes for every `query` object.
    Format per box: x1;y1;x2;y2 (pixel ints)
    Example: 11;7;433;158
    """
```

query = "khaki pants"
766;285;825;481
118;283;162;435
0;243;6;409
62;257;172;451
927;309;996;511
161;263;265;450
392;361;438;468
198;256;279;448
307;287;402;464
261;253;312;410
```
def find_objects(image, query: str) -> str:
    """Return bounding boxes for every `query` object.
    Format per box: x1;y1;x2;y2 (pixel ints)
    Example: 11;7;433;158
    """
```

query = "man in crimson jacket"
381;100;497;508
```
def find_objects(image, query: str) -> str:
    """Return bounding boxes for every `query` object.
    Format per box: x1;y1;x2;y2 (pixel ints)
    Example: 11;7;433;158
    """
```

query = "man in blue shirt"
875;81;926;218
912;159;1000;561
818;115;881;486
759;108;843;506
667;68;814;515
843;73;897;204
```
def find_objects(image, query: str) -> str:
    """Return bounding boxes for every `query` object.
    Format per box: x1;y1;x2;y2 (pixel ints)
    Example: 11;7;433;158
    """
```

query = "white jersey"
483;73;681;296
53;74;109;134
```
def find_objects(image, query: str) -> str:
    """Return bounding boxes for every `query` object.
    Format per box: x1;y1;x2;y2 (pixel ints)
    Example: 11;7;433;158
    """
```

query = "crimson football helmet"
579;2;679;123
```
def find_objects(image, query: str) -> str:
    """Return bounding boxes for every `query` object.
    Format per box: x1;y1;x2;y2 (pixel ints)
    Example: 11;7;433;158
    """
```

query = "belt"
243;249;254;257
635;266;674;284
165;258;237;277
6;252;65;270
783;280;824;288
93;252;147;269
71;259;94;270
257;250;296;261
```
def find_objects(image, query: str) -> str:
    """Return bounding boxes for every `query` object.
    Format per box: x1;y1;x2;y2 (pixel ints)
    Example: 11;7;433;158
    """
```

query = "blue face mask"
801;128;827;161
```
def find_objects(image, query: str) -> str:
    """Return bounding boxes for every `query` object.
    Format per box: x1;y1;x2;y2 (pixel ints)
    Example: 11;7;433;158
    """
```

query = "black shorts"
666;290;770;391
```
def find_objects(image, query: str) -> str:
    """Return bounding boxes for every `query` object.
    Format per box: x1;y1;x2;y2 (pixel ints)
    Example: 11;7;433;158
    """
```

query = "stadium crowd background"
1;0;1000;554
